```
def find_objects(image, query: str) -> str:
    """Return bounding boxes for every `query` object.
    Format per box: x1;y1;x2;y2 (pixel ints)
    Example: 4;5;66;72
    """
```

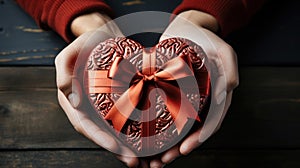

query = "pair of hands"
55;10;239;168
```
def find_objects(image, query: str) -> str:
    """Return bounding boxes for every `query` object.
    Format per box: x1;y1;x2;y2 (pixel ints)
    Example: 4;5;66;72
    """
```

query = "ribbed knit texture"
173;0;266;36
16;0;265;41
16;0;113;42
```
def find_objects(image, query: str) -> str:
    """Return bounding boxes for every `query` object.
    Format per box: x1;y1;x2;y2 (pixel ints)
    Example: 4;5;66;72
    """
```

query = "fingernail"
69;77;82;108
216;91;226;105
68;92;80;108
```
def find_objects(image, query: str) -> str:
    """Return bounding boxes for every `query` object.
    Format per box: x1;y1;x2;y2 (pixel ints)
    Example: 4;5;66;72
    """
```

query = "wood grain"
204;66;300;149
1;149;299;168
0;67;97;148
0;150;126;168
0;67;55;89
168;149;300;168
0;0;65;65
0;67;300;150
0;89;97;149
1;0;299;167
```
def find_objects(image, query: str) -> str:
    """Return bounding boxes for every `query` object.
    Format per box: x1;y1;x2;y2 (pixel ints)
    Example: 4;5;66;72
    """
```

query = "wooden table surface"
1;0;300;167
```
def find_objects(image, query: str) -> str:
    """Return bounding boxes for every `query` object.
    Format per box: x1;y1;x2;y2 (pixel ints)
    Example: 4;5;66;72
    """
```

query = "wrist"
176;10;219;33
71;12;111;37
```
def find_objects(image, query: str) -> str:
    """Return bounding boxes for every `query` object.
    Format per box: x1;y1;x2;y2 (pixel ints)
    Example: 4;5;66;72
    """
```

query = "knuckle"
57;83;72;96
126;159;138;168
214;125;221;134
73;124;82;133
54;53;62;67
57;79;69;90
56;75;72;96
224;44;235;54
219;44;237;58
228;76;239;90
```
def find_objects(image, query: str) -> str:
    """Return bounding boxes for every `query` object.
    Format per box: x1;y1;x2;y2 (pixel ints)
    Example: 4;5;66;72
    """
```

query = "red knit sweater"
16;0;265;42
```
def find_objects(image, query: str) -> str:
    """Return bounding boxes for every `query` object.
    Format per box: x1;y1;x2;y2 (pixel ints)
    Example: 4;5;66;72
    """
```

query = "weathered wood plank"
0;89;97;149
168;149;300;168
0;67;55;89
0;0;66;65
204;66;300;148
0;150;126;168
1;149;300;168
0;67;300;149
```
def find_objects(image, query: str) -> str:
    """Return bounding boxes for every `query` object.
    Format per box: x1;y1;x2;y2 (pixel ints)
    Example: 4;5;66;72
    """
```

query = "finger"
55;30;113;96
179;129;202;155
59;91;139;167
214;91;233;133
57;89;119;152
197;74;227;144
210;59;227;105
79;117;120;152
191;92;233;151
56;30;117;108
195;28;239;92
116;155;139;168
161;145;180;164
57;89;82;131
67;77;82;108
150;160;163;168
217;44;239;92
116;147;139;168
55;32;93;96
202;38;227;106
140;159;150;168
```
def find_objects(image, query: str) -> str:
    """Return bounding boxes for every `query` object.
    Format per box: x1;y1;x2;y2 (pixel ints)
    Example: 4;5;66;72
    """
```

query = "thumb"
68;77;82;108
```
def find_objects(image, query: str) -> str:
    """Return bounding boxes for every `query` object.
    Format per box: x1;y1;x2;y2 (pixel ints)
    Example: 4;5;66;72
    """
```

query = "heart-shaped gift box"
83;37;210;155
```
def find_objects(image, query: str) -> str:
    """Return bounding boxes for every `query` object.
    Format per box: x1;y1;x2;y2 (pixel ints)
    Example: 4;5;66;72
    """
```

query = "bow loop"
108;56;137;84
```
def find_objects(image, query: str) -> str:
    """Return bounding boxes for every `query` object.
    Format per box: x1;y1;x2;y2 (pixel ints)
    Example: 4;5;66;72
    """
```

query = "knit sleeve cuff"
41;0;113;42
173;0;252;37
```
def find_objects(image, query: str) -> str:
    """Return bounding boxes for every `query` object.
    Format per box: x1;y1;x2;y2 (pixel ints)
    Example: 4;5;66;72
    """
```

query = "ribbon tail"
158;82;200;134
104;80;144;133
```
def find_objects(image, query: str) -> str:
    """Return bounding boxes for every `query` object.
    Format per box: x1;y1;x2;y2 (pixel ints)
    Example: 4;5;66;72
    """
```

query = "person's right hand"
55;12;144;168
155;10;239;166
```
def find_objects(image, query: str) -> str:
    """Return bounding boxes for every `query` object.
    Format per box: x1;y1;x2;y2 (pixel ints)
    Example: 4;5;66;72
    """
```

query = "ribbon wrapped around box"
84;37;210;155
